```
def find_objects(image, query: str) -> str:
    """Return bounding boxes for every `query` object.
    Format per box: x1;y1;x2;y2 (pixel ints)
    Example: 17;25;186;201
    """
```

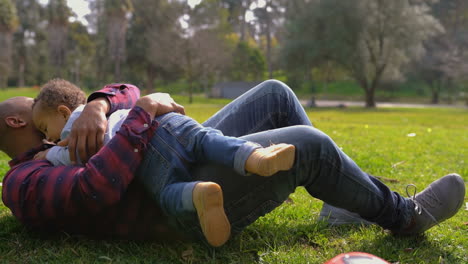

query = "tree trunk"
431;90;439;104
146;66;156;93
0;76;6;89
188;78;193;104
48;24;67;77
107;15;127;81
430;81;441;104
365;88;376;108
266;11;273;79
18;57;25;87
0;32;12;89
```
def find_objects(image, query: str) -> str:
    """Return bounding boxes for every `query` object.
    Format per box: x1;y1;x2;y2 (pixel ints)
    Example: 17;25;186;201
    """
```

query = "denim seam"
242;92;290;134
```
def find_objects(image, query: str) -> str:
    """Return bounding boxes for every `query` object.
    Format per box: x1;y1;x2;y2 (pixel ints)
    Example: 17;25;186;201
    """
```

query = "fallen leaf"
181;246;194;261
375;176;400;183
70;248;79;256
391;161;406;169
99;256;112;262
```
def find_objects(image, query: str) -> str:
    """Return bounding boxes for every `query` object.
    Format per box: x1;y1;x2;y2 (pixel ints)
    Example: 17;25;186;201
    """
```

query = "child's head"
32;79;86;142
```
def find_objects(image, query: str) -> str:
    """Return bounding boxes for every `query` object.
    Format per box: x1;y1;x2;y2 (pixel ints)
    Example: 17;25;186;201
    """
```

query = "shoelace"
406;184;439;225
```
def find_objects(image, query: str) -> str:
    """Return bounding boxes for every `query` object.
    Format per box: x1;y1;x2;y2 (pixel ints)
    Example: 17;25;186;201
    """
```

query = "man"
1;80;465;244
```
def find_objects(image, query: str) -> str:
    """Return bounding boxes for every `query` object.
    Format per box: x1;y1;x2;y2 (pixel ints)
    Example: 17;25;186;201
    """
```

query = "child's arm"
33;146;73;166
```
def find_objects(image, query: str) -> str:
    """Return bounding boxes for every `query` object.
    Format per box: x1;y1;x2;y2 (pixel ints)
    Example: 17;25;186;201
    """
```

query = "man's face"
31;100;68;142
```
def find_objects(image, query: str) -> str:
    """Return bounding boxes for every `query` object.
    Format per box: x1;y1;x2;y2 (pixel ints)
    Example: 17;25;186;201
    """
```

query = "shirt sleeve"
45;146;73;166
1;106;157;226
87;84;140;115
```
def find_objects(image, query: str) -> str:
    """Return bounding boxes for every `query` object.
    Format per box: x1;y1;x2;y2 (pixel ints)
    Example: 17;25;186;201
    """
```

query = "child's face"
32;100;71;142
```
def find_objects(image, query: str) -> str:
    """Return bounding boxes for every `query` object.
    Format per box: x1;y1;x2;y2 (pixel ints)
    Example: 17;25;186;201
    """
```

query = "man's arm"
61;84;141;163
2;105;155;226
62;84;185;164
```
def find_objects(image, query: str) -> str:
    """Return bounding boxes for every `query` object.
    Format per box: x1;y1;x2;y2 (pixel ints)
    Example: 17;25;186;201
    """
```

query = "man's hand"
136;93;185;120
58;98;110;164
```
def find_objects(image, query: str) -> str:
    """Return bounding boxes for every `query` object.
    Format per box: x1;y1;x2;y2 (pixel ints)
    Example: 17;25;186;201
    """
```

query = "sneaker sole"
260;144;296;176
193;182;231;247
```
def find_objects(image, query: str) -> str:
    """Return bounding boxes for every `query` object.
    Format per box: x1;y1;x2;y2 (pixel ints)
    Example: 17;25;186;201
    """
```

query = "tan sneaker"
245;144;296;176
193;182;231;247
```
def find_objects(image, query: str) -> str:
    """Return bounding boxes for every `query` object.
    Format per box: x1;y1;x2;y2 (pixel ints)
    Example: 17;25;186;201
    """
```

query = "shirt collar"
8;144;55;167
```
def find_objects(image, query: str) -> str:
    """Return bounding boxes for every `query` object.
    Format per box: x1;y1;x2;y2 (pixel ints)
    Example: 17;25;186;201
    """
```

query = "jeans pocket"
161;114;201;148
136;142;170;200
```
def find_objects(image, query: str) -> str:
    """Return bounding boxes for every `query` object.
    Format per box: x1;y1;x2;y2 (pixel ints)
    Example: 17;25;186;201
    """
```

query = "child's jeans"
136;112;259;216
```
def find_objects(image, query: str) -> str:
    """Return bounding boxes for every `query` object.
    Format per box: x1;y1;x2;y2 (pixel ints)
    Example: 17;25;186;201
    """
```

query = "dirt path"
300;99;467;109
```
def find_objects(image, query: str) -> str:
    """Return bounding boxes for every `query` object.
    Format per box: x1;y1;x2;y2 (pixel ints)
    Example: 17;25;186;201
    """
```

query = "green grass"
0;91;467;263
0;87;40;100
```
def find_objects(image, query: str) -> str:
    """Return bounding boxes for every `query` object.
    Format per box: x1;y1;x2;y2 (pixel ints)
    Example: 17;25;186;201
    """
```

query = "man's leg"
202;79;312;135
203;79;366;225
178;126;464;242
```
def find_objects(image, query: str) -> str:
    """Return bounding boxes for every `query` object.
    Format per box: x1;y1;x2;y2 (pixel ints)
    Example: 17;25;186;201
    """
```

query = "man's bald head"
0;96;42;158
0;96;34;118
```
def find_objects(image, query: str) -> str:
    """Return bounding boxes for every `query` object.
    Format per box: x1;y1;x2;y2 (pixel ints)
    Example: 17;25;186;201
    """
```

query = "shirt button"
143;123;148;128
134;148;139;152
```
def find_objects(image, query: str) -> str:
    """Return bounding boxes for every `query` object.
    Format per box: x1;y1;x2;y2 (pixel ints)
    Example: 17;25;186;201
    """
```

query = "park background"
0;0;468;107
0;0;467;263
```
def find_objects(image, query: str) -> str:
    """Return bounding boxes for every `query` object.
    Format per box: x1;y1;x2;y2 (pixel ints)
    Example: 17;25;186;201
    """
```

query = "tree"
220;0;254;41
12;0;41;87
104;0;132;81
282;0;443;107
0;0;18;88
418;0;468;104
252;0;284;79
181;0;238;99
47;0;71;78
67;22;96;87
126;0;184;91
229;41;265;81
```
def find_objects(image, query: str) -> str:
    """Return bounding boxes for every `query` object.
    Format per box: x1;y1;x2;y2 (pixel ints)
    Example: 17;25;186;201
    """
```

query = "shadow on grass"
0;214;463;263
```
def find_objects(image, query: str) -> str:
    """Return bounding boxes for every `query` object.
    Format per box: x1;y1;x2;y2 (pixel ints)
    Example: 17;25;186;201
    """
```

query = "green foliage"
229;41;266;81
105;0;133;15
47;0;71;25
0;0;18;32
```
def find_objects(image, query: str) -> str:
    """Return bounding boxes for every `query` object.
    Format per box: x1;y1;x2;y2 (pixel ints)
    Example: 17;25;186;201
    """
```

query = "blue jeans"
165;80;413;243
136;113;259;216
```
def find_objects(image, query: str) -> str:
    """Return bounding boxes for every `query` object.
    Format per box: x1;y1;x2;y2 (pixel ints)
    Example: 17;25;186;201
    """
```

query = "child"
31;79;296;246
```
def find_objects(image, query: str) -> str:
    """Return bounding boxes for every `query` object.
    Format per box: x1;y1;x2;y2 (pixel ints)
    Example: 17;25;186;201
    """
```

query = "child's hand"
33;149;50;160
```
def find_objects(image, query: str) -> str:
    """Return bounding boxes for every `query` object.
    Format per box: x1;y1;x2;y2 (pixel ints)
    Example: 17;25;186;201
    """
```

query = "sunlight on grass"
0;97;466;263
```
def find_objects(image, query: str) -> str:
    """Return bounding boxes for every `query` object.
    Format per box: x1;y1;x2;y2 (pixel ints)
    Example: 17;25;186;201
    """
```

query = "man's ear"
57;105;72;120
5;116;27;128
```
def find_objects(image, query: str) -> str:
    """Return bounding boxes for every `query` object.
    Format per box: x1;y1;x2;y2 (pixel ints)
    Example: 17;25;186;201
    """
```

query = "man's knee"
257;79;295;97
289;126;336;153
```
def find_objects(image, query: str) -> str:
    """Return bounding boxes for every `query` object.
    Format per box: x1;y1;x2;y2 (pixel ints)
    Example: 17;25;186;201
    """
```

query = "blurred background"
0;0;467;107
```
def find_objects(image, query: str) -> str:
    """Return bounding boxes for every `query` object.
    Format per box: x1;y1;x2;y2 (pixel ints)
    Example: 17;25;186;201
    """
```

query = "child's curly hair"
34;79;86;111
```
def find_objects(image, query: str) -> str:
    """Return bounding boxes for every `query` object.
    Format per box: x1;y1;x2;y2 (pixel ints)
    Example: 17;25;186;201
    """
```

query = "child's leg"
245;143;296;176
158;180;231;247
158;112;297;177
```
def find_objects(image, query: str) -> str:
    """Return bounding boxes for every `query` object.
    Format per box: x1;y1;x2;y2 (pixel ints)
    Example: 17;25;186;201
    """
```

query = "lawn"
0;90;467;263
